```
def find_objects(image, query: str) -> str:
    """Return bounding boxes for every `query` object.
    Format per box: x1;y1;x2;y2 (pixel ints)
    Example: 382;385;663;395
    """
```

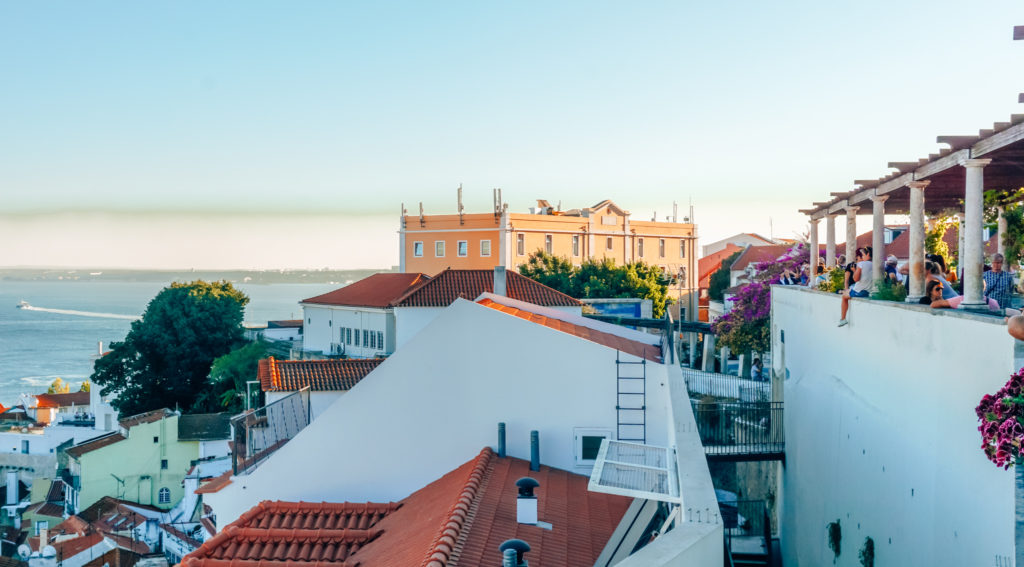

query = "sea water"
0;280;338;407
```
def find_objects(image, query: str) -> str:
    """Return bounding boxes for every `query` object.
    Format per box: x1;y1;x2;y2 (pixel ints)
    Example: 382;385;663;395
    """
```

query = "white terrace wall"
772;286;1015;566
208;299;671;527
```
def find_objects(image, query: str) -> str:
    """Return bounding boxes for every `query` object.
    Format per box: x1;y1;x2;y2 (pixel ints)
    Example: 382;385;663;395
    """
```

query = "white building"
258;357;383;421
300;272;429;357
702;232;777;257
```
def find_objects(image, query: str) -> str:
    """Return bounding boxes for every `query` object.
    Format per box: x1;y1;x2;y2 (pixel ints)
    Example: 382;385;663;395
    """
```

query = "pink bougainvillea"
976;368;1024;469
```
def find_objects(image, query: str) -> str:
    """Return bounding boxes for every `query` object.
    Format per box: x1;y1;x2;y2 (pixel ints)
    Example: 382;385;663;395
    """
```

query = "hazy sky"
2;1;1022;269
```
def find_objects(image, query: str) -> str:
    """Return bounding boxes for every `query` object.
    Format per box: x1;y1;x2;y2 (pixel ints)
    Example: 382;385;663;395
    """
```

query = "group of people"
836;246;1020;326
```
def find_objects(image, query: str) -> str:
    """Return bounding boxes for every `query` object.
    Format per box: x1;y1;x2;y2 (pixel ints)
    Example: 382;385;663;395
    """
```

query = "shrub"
870;279;907;302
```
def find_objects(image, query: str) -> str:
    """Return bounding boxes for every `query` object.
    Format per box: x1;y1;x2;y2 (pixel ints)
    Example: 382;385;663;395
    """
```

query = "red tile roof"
78;497;163;523
392;269;581;308
698;244;743;288
182;501;400;567
55;516;91;537
728;244;794;273
477;298;662;363
879;225;996;261
27;502;65;519
35;392;90;409
258;357;383;392
195;471;233;495
36;532;107;558
185;448;632;567
161;523;203;549
119;408;174;430
66;432;126;459
303;273;431;308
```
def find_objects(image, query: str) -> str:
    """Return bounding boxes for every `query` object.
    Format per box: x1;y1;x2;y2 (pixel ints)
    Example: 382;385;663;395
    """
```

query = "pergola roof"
802;27;1024;219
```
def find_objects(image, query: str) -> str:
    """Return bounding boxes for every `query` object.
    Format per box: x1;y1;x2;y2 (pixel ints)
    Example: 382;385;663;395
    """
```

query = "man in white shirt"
839;247;873;327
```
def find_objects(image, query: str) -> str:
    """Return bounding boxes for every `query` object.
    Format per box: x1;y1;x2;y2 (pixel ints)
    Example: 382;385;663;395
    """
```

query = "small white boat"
16;300;29;309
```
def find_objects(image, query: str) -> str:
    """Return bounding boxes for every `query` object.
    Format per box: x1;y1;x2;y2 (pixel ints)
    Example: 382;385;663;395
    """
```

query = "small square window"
413;241;424;257
153;437;159;444
574;428;613;465
457;241;468;257
161;459;168;470
435;241;445;257
581;436;604;461
517;234;525;256
480;240;491;257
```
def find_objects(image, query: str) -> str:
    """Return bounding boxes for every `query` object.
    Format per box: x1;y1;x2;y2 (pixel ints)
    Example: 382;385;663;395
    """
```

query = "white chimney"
5;471;16;506
494;266;507;297
39;526;48;549
515;477;539;525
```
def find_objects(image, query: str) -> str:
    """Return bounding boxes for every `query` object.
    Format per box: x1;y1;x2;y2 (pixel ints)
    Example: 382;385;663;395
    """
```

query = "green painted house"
64;409;200;513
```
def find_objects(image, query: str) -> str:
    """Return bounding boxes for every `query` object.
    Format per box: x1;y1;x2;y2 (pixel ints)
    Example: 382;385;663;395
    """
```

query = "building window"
574;428;613;465
606;237;613;250
369;331;376;349
480;240;491;257
34;521;47;536
377;331;383;349
638;238;644;257
435;241;445;257
153;437;159;444
544;234;553;254
161;459;168;470
457;241;468;257
158;488;170;504
413;241;424;257
363;330;369;346
680;240;686;258
346;328;352;345
517;234;525;256
21;440;28;454
572;235;580;256
659;239;666;258
354;330;360;346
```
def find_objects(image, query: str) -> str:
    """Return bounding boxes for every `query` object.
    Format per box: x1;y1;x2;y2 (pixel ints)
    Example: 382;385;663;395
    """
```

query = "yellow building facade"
399;199;698;320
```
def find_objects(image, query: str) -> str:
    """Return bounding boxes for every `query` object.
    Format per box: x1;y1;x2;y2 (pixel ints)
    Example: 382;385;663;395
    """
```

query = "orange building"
399;198;698;320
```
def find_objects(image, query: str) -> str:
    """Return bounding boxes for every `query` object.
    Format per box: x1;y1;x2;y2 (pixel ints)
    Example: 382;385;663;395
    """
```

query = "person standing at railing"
983;253;1015;309
750;358;763;381
838;247;873;327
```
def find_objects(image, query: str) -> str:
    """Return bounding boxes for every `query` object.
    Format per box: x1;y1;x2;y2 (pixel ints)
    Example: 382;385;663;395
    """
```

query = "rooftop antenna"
557;200;561;212
400;202;407;229
652;210;657;222
457;184;464;225
689;198;694;224
419;202;425;227
673;201;678;223
769;216;774;242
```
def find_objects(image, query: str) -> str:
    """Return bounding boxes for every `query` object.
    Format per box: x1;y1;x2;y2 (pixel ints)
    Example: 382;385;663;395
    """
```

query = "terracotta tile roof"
698;244;743;288
104;533;152;554
181;501;400;567
27;502;65;519
119;408;174;430
392;269;581;308
55;515;91;536
201;517;217;538
66;432;126;459
258;357;383;392
35;392;90;409
728;244;794;273
302;273;431;308
195;471;233;495
78;497;163;523
39;532;107;558
45;479;66;503
477;298;662;363
162;523;203;549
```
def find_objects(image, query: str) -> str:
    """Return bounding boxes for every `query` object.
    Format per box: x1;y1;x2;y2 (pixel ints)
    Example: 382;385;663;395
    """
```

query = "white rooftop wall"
208;299;670;527
773;286;1015;566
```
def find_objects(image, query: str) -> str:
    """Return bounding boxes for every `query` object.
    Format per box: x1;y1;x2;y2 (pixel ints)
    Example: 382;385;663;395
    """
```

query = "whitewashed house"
300;272;429;357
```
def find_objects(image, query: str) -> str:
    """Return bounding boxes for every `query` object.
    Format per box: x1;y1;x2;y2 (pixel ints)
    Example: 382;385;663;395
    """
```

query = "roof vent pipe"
529;430;539;472
502;548;517;567
494;266;507;297
499;539;531;567
515;477;539;525
497;422;506;458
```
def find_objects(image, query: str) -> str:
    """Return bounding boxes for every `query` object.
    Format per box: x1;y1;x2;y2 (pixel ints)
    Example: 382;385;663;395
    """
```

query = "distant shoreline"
0;268;396;285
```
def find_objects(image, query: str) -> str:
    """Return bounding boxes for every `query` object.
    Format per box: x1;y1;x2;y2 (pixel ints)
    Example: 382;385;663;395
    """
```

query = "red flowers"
977;368;1024;469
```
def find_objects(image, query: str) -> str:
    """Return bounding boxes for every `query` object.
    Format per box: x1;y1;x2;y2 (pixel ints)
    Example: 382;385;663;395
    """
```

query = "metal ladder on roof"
616;350;647;444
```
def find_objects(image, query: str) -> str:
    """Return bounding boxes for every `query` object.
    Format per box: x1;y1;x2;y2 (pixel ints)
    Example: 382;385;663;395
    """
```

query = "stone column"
906;181;930;302
808;217;819;287
962;159;992;308
845;206;859;263
825;214;837;267
870;194;888;285
998;206;1007;257
958;215;966;281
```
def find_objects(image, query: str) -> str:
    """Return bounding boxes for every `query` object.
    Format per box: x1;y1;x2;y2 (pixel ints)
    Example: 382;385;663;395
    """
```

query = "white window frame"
480;240;492;257
544;234;553;254
158;487;170;504
638;238;644;257
413;241;424;257
659;239;666;258
35;520;47;536
574;427;614;466
517;234;525;256
457;240;469;257
572;235;580;257
435;241;445;257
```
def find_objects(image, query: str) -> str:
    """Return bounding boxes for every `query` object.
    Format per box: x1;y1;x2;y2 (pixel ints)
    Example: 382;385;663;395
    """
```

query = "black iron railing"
693;402;784;460
231;388;311;475
721;500;771;562
682;368;771;402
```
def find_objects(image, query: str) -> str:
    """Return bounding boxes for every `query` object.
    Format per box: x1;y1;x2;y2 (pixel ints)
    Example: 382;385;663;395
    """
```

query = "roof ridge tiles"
419;447;493;567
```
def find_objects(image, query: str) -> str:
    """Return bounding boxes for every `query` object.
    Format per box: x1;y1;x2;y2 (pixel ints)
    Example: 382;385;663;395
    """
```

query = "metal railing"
231;388;311;475
682;368;771;402
721;500;771;562
693;402;784;460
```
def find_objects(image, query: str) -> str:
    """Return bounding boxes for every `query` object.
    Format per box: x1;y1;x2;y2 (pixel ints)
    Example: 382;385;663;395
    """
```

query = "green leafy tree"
47;378;70;394
1002;205;1024;267
91;281;249;416
518;252;578;296
925;217;952;267
192;341;268;413
78;381;90;393
708;250;742;301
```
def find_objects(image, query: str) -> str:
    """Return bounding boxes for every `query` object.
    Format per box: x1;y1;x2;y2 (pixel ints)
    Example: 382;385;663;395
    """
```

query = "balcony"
231;388;311;475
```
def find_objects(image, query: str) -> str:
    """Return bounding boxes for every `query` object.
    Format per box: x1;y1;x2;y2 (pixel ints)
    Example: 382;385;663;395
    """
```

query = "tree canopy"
708;250;742;301
91;281;249;417
47;378;70;394
192;341;268;414
517;251;671;317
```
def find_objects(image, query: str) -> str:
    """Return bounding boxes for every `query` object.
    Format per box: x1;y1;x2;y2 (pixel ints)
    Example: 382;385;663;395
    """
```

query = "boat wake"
20;305;140;321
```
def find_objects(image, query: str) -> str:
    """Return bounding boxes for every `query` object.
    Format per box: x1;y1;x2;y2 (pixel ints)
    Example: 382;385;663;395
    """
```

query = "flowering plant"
976;368;1024;469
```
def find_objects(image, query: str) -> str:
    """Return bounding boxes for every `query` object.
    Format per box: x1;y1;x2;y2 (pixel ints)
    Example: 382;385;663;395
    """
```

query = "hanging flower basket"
976;368;1024;469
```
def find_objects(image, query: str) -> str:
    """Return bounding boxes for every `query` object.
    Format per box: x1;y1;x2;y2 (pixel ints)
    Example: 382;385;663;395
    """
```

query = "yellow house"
399;198;698;320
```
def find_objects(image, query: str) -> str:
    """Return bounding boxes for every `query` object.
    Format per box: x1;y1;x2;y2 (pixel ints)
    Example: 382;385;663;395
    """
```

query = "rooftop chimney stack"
497;422;506;458
499;539;531;567
515;478;539;525
494;266;507;297
39;526;48;549
529;430;539;471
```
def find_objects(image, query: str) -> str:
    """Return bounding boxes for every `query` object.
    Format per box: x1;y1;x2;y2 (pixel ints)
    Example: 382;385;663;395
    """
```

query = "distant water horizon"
0;279;341;408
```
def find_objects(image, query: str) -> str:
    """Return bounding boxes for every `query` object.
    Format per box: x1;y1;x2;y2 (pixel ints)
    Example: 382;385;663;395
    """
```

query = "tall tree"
91;281;249;416
191;341;267;414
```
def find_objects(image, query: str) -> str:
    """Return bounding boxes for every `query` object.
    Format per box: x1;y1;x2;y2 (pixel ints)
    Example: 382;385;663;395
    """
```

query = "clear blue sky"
2;1;1022;268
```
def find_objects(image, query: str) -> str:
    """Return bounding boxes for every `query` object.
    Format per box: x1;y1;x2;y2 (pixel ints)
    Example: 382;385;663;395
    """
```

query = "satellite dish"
16;544;30;559
42;545;56;558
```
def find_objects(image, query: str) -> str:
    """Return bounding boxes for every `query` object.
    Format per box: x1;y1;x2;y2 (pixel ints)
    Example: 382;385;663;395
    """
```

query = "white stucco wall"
772;286;1015;566
209;299;670;527
301;304;392;357
265;391;342;422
